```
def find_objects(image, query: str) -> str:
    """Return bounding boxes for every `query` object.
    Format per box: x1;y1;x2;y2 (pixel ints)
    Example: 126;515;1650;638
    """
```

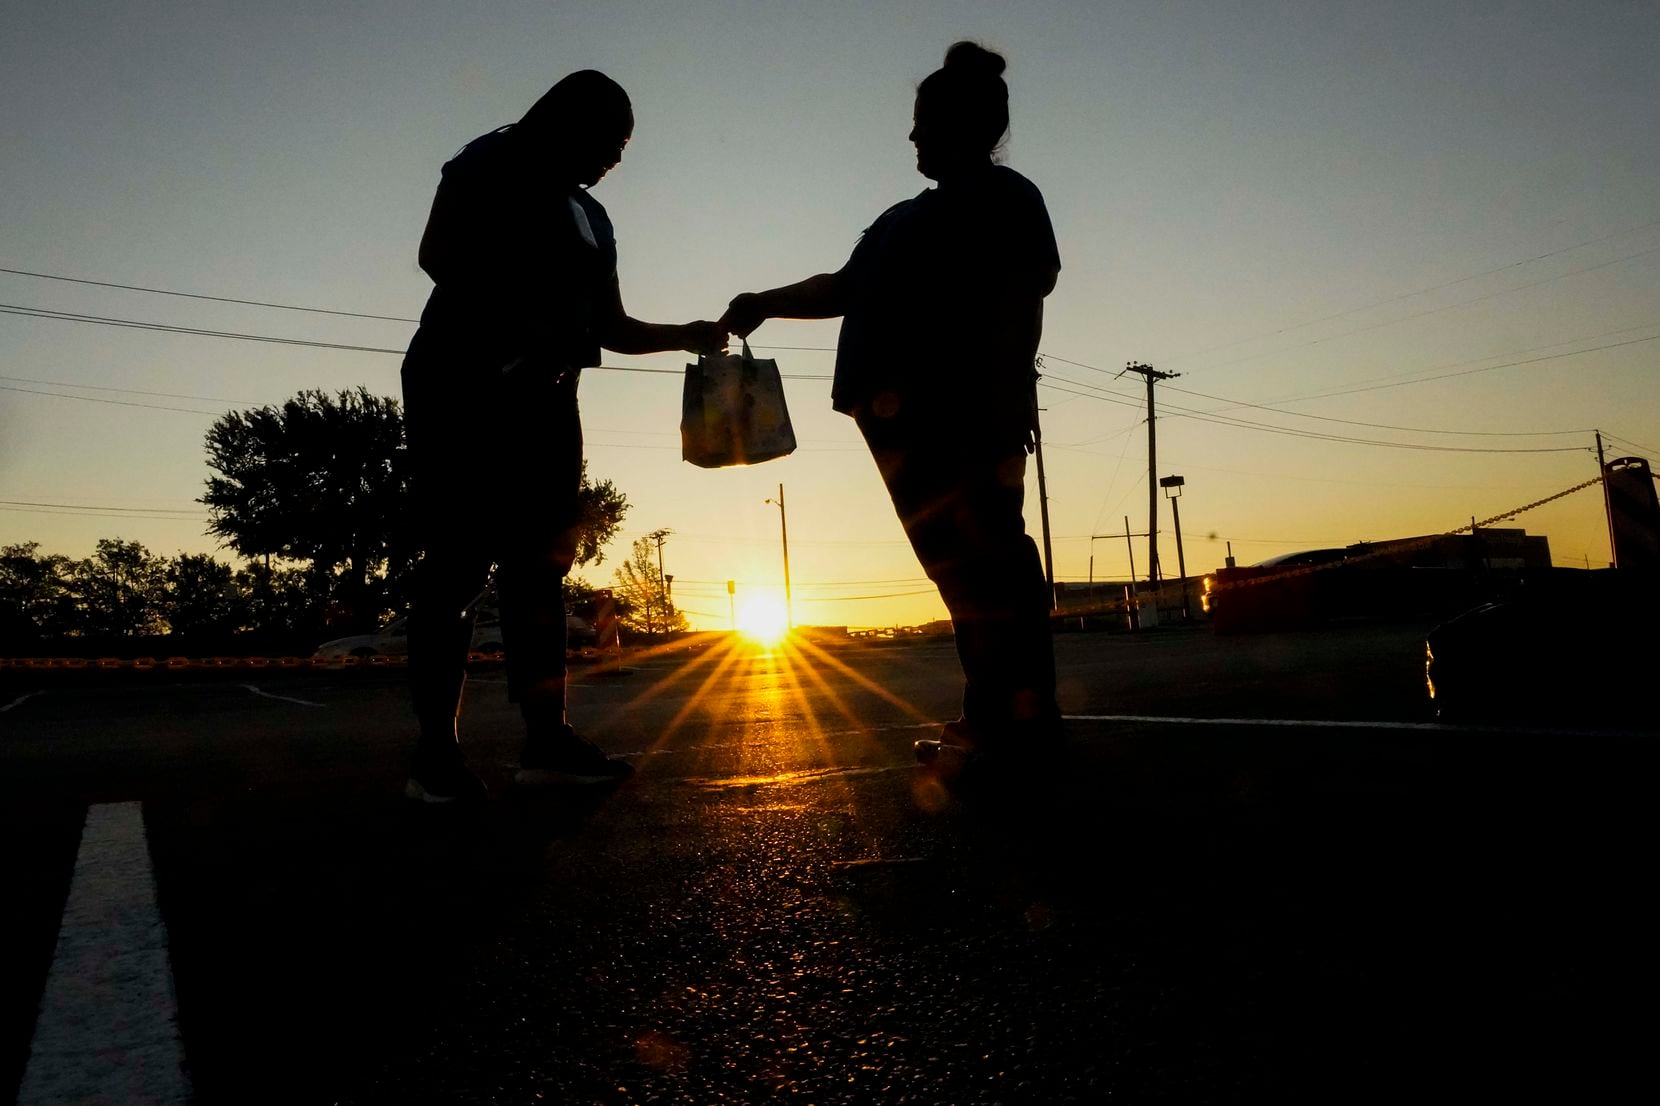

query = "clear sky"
4;1;1657;629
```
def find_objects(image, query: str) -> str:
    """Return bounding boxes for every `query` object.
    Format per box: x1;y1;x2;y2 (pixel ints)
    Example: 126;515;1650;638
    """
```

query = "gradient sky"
4;1;1657;630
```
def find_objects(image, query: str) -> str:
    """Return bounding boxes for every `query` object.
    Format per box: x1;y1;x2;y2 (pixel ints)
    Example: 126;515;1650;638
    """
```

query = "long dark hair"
517;70;632;139
917;41;1010;159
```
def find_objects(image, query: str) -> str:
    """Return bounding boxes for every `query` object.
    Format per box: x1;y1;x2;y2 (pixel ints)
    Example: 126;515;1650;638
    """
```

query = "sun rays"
606;630;942;793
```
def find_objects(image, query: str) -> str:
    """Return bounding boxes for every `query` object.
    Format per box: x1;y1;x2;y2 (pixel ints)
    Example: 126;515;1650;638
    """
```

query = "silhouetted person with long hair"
402;71;725;803
722;42;1063;770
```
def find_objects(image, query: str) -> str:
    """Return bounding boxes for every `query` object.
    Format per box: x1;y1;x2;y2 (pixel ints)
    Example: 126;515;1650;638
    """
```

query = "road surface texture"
3;622;1652;1103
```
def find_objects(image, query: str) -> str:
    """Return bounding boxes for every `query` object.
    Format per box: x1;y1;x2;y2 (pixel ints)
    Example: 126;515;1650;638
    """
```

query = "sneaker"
914;718;1068;780
514;734;635;787
914;719;983;765
405;752;488;804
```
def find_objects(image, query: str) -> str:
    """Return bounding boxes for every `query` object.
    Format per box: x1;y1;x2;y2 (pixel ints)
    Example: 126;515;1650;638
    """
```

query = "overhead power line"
1;374;253;407
0;303;410;355
1159;381;1596;436
1259;334;1660;404
1603;431;1660;458
1166;407;1589;454
0;265;421;323
0;498;206;517
1189;241;1660;374
0;302;834;379
1040;335;1654;439
0;264;845;356
1;279;1644;455
1;383;224;416
1038;372;1589;453
1160;217;1660;365
0;505;206;523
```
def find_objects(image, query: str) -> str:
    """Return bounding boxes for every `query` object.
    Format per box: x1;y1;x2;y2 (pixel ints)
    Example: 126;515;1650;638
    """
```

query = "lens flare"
736;595;791;648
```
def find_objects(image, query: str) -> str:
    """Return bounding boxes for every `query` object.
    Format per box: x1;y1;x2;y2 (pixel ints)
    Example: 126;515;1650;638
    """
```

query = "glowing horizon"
3;3;1656;634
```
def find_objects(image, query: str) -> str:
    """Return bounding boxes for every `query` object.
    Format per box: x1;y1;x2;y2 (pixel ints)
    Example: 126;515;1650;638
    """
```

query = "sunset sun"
736;595;791;649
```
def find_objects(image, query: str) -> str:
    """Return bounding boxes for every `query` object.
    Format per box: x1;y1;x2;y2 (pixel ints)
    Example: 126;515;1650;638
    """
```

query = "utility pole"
1033;414;1057;609
1120;361;1180;590
765;485;793;629
1028;366;1058;609
646;528;670;633
1596;430;1617;568
1123;515;1140;631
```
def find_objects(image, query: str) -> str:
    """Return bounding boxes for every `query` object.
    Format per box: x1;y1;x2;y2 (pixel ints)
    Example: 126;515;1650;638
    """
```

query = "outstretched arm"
720;270;849;338
595;275;727;356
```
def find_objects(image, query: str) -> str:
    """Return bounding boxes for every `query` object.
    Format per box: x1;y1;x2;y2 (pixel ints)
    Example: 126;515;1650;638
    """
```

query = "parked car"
313;616;502;660
1425;570;1655;727
314;611;595;659
1201;549;1349;632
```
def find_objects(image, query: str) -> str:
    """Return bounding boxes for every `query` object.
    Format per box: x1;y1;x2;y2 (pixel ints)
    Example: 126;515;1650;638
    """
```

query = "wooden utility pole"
1033;420;1057;609
1121;361;1179;589
1596;430;1617;568
647;528;671;632
1030;364;1057;609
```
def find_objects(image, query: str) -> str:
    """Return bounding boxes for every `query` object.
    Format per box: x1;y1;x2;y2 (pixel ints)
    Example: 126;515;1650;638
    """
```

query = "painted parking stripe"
1;690;44;713
243;683;326;707
18;802;191;1105
1064;713;1652;739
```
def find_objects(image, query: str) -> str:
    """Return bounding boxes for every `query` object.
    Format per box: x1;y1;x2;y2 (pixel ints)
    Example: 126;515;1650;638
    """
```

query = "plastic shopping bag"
680;341;797;468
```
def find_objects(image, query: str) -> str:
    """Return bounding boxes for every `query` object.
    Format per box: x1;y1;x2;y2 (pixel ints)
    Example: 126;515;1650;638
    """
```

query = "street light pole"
1160;475;1189;619
765;484;793;629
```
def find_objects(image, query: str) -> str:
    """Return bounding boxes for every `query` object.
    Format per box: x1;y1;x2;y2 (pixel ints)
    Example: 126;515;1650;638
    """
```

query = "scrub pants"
402;359;583;745
856;406;1060;747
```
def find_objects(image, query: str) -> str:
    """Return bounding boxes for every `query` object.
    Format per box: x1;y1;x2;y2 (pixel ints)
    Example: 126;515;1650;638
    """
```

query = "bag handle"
695;340;751;367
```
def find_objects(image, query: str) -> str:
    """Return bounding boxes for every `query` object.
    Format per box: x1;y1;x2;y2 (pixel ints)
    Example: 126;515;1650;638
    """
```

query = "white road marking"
1068;713;1450;731
19;802;192;1105
1064;713;1652;738
242;683;325;707
2;690;44;712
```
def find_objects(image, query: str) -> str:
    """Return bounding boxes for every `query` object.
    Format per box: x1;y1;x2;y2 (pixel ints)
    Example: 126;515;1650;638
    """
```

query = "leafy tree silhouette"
202;387;404;632
70;538;169;637
611;536;687;635
0;542;77;643
202;388;631;633
164;552;249;636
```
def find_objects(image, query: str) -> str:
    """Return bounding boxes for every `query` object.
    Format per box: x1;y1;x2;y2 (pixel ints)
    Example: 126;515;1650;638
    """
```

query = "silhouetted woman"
722;42;1063;767
403;71;724;802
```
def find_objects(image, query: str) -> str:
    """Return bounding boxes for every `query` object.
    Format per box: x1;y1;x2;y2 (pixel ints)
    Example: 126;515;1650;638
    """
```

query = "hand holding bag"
680;341;797;468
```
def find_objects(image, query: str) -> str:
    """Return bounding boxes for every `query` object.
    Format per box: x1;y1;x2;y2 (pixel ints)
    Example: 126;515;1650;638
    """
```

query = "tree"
201;389;632;632
235;560;328;638
202;388;405;631
573;461;629;567
70;538;168;637
0;542;75;643
611;536;686;635
163;552;249;636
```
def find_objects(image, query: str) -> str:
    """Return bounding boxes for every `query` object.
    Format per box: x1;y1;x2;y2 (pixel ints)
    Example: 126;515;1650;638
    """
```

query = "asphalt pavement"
3;623;1653;1103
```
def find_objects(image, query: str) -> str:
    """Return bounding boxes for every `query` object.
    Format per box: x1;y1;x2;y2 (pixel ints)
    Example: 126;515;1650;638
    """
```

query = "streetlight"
764;484;793;630
1159;475;1189;619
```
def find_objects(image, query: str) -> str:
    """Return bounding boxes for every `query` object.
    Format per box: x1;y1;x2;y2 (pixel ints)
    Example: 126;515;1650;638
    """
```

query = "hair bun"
943;41;1006;78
